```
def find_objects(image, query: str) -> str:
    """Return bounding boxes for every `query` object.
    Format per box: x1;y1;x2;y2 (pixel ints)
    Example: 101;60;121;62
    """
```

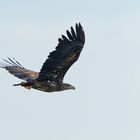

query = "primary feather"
1;58;38;81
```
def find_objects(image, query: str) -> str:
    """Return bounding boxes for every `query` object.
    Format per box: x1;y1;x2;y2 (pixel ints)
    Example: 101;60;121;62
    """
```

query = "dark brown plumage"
0;23;85;92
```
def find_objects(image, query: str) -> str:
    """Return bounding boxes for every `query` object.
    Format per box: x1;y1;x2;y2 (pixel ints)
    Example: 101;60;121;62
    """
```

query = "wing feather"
66;30;74;40
1;58;39;81
71;26;77;39
38;23;85;83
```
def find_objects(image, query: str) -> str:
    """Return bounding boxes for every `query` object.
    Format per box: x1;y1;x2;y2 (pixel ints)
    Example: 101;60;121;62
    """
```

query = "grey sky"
0;0;140;140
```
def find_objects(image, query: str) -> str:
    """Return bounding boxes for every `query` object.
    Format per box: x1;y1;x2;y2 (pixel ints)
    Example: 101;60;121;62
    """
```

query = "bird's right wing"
0;58;39;81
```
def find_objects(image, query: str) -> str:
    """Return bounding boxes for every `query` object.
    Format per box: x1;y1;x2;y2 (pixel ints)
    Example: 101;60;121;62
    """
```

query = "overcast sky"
0;0;140;140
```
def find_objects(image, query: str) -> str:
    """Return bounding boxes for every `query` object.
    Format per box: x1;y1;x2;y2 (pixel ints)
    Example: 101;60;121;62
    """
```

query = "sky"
0;0;140;140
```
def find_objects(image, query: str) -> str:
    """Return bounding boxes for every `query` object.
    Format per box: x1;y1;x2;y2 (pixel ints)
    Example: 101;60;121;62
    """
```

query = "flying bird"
0;23;85;92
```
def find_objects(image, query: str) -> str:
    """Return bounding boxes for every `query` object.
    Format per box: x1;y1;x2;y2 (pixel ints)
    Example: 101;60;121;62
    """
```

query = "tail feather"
13;82;32;89
13;83;22;86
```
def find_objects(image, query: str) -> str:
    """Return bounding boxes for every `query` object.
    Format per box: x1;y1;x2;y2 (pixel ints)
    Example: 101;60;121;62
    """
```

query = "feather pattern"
1;58;39;81
38;23;85;83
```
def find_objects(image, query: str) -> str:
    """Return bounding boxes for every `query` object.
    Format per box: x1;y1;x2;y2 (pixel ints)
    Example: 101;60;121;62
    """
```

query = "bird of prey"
0;23;85;92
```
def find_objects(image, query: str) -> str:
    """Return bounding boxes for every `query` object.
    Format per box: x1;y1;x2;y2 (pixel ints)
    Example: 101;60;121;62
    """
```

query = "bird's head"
60;83;75;91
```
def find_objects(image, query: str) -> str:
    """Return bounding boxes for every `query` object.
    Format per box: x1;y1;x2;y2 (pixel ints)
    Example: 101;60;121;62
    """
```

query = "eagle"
0;23;85;92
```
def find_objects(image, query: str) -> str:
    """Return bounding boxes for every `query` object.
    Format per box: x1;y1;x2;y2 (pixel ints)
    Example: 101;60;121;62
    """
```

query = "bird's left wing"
37;23;85;83
0;58;39;81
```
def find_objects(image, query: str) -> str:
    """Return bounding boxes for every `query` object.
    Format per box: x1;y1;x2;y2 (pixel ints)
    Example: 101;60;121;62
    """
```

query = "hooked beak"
71;86;75;90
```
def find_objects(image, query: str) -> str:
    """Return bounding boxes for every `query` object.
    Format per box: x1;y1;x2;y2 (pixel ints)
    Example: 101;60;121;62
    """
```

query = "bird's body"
0;23;85;92
14;80;75;92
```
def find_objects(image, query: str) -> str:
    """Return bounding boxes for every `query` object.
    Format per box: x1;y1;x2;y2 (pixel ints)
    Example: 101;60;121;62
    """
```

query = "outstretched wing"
38;23;85;83
1;58;39;81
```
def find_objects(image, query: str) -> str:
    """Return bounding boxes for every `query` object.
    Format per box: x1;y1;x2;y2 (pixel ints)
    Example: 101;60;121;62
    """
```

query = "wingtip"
76;23;79;27
2;57;25;68
78;22;83;30
75;22;83;29
75;22;85;44
58;22;85;46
